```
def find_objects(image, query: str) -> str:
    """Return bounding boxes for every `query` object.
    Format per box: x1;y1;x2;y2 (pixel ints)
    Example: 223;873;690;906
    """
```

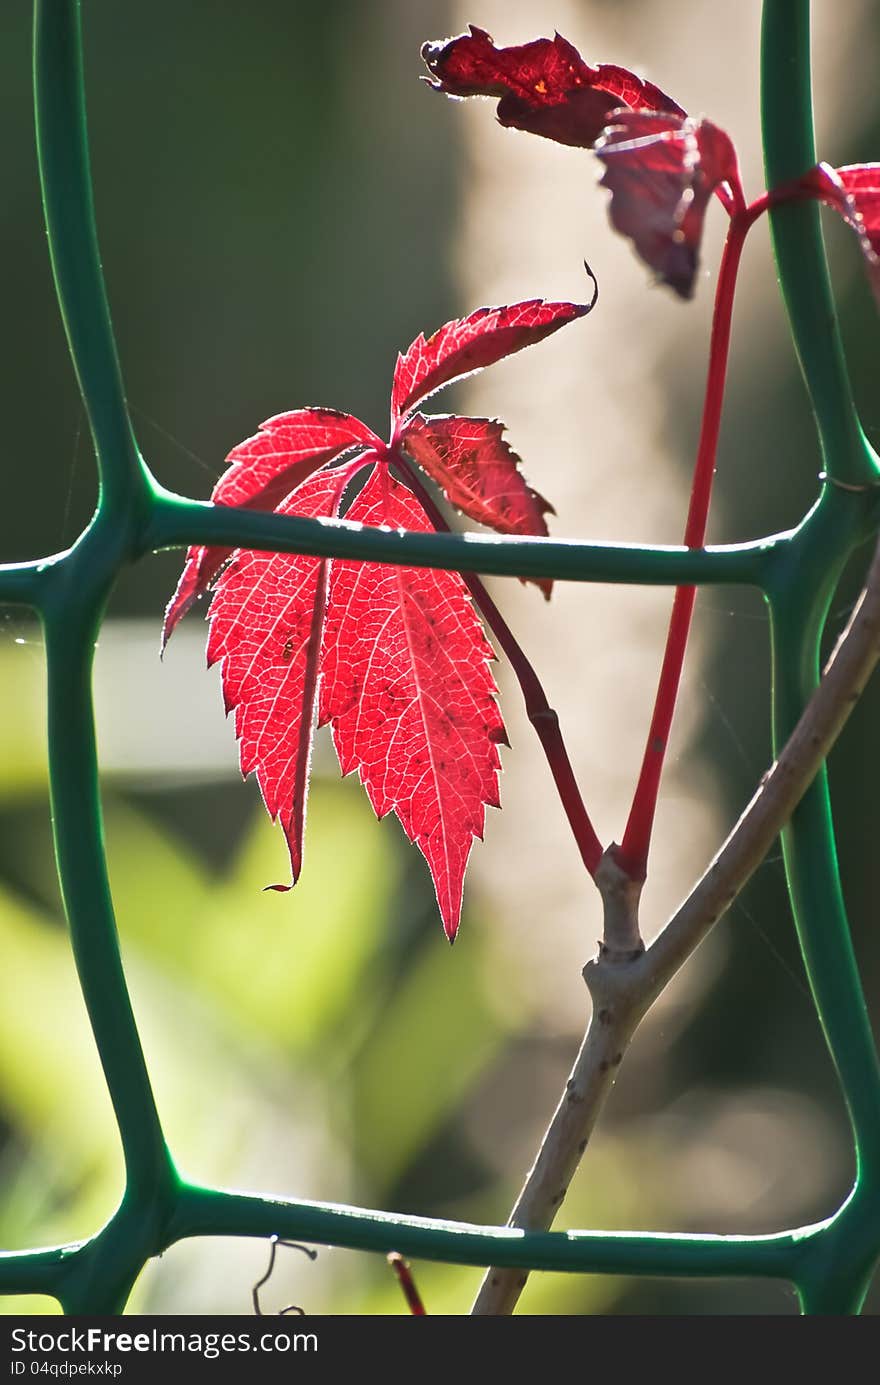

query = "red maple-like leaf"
165;295;590;935
163;408;378;645
808;162;880;307
421;25;682;148
318;468;506;938
390;298;589;425
595;111;740;298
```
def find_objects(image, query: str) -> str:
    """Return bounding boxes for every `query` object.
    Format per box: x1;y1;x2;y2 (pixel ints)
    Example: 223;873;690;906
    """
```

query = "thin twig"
472;533;880;1314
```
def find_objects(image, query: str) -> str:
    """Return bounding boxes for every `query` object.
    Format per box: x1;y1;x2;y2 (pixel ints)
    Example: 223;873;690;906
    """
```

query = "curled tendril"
252;1235;318;1316
582;260;599;313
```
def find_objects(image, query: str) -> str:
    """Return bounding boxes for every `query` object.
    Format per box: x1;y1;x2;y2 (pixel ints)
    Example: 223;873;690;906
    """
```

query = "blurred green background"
0;0;878;1315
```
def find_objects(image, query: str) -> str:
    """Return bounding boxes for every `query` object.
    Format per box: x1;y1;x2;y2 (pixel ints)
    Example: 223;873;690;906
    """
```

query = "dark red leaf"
162;408;378;645
422;25;682;149
595;111;739;298
809;162;880;307
204;466;356;885
399;412;554;597
318;467;506;939
391;299;588;425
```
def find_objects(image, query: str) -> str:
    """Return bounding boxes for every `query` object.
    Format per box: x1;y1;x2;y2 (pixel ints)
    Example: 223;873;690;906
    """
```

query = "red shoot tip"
387;1253;427;1314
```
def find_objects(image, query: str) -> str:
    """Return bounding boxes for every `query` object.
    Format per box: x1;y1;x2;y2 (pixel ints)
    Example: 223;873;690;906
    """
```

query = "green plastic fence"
1;0;879;1316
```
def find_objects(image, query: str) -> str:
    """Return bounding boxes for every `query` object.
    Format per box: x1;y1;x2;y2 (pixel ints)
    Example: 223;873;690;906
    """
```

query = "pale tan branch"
472;852;647;1315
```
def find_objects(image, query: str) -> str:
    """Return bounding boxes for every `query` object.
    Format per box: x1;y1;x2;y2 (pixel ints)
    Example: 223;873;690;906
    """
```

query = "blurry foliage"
0;0;878;1314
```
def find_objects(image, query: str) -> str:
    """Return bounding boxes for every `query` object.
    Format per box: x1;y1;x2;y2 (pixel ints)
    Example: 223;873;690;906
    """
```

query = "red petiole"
618;181;812;880
387;1252;427;1315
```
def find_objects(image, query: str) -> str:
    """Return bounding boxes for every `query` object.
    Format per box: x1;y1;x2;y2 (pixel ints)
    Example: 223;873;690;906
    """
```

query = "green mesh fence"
1;0;879;1316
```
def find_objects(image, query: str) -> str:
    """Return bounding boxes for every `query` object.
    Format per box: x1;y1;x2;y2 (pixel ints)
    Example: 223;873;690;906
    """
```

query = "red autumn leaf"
162;408;378;645
391;298;588;424
399;412;554;597
165;296;589;934
318;468;506;939
421;25;682;148
595;111;739;298
204;465;356;883
808;162;880;307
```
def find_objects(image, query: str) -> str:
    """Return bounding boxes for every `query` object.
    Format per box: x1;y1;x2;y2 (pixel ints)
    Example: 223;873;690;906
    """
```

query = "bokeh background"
1;0;878;1315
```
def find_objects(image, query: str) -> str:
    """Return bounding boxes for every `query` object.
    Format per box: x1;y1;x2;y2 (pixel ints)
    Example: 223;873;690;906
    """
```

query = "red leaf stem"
392;447;603;877
387;1253;427;1315
615;167;878;874
619;207;756;879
